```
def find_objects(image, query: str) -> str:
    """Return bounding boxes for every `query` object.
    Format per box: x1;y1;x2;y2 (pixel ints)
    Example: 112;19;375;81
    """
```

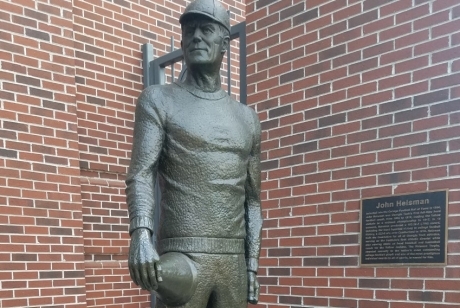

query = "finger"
152;250;160;262
134;266;143;288
148;263;159;290
141;263;153;290
254;280;260;302
155;263;163;282
129;263;137;285
249;274;255;293
248;277;255;299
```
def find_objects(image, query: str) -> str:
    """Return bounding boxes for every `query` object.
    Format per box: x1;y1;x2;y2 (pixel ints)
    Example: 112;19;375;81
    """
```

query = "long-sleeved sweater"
126;81;262;272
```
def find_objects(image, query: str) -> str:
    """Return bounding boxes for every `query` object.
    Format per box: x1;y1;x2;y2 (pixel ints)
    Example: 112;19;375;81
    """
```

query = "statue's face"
181;16;229;69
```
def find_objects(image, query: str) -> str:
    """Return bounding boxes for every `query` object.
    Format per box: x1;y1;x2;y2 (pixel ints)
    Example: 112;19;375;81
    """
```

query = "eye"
202;26;213;34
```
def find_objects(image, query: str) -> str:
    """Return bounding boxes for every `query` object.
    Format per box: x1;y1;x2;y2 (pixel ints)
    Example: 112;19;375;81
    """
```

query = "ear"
221;36;230;54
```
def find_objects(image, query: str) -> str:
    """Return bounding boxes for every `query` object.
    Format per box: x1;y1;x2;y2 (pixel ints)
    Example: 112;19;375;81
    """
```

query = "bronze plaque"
360;190;448;266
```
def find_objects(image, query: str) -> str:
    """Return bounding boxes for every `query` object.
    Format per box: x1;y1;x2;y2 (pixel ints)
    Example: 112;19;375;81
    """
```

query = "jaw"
184;53;224;75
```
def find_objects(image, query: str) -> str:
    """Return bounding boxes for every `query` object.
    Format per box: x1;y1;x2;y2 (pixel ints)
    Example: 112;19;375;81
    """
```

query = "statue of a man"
125;0;263;307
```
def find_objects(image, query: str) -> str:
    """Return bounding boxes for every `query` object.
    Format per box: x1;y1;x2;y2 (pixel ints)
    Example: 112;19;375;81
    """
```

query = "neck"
184;66;222;93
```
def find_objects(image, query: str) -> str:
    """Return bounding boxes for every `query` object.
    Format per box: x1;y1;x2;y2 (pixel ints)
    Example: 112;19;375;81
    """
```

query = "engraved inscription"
361;191;447;265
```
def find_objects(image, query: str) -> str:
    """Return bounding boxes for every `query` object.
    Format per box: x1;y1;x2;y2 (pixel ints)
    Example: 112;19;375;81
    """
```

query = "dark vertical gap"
171;36;175;83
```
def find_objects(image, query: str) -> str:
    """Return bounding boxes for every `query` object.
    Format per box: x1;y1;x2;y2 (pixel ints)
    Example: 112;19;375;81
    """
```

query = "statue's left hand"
247;271;260;304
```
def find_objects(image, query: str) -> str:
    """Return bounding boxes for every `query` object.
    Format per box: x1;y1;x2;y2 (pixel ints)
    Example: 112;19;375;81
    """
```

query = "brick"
25;28;50;41
349;57;377;74
303;105;330;120
348;34;378;53
331;234;358;245
394;107;428;123
319;113;346;127
414;89;449;106
424;66;453;87
379;172;411;184
293;141;317;154
30;87;53;99
412;141;447;156
16;74;41;87
319;44;346;61
348;10;378;28
333;50;361;68
303;257;329;266
432;18;460;38
332;28;361;45
330;257;358;266
293;8;318;26
415;37;449;56
431;72;460;90
280;2;304;20
305;83;330;98
320;0;347;15
12;15;37;28
268;248;290;257
280;68;304;84
431;100;460;116
279;296;302;305
256;0;277;9
25;8;48;22
256;13;279;30
0;41;25;54
320;21;347;39
364;0;395;11
359;279;390;289
379;98;411;114
3;121;29;132
0;149;18;159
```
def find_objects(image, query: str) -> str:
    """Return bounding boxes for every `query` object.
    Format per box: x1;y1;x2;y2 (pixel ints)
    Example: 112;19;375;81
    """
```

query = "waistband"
158;237;245;254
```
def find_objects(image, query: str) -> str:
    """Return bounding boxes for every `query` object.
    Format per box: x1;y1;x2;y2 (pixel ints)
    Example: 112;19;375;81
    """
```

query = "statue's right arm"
125;87;166;290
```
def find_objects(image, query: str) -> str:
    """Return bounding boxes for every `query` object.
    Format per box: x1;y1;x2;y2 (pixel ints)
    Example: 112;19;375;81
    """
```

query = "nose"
192;28;202;43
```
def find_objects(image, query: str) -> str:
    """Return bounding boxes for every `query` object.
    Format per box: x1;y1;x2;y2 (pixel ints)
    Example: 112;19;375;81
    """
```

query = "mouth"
190;48;206;52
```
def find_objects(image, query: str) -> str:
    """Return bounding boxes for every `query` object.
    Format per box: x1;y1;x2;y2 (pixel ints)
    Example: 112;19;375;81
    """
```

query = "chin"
187;59;215;67
188;57;209;63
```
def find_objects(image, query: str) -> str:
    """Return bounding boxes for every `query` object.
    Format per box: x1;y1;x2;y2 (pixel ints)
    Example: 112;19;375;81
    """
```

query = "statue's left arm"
245;109;263;304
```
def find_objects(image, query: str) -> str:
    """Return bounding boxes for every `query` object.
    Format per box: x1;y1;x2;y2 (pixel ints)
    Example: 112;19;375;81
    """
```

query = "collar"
174;81;228;100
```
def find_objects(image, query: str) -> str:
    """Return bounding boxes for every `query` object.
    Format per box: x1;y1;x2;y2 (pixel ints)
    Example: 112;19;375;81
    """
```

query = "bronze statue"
125;0;262;307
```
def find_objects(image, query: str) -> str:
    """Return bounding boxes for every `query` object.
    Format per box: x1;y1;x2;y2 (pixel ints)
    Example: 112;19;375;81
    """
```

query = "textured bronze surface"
126;0;262;306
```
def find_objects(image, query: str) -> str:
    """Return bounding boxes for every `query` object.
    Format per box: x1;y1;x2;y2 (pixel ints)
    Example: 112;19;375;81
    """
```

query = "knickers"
156;253;248;308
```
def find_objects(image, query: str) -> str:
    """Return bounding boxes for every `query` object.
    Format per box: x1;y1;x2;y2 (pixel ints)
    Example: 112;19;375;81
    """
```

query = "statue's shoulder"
239;103;260;127
230;99;260;135
137;84;179;110
141;84;177;99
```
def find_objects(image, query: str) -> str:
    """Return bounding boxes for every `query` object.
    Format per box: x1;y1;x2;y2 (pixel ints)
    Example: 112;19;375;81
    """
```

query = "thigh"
156;293;209;308
156;253;213;308
212;254;247;308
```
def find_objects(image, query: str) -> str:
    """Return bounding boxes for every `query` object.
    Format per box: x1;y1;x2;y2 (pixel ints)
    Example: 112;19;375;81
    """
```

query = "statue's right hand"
128;228;161;291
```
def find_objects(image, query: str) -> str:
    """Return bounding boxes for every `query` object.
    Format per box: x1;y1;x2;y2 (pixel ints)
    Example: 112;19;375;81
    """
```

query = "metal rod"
227;10;231;96
171;36;175;82
142;43;154;88
238;22;247;105
227;41;231;96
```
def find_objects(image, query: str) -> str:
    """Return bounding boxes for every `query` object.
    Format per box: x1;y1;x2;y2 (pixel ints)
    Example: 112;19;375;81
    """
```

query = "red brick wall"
0;0;244;307
0;0;86;307
246;0;460;307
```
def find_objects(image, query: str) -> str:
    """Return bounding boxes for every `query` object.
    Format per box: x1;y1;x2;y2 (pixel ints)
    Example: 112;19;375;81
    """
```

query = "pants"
155;253;248;308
